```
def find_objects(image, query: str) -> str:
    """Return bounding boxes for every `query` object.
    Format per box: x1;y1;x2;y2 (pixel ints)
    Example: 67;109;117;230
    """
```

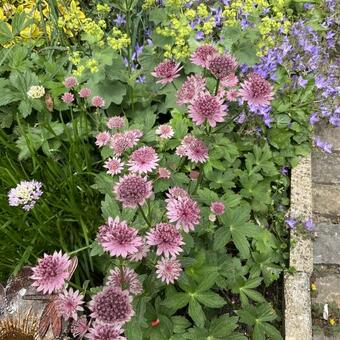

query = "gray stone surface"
290;156;313;273
314;224;340;265
312;273;340;308
285;272;312;340
313;335;340;340
313;184;340;218
312;152;340;184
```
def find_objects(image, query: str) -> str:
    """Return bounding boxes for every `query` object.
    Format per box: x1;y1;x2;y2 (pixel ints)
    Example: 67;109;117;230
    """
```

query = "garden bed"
0;1;338;339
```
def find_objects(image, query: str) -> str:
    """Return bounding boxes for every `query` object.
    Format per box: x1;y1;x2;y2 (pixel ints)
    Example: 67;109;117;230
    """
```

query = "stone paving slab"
312;273;340;308
314;224;340;265
285;272;313;340
312;152;340;184
313;184;340;218
313;335;340;340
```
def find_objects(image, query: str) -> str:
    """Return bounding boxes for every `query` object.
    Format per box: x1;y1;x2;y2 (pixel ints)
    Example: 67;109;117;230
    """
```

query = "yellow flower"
311;283;317;291
96;4;110;13
197;3;208;18
20;24;42;39
329;318;336;326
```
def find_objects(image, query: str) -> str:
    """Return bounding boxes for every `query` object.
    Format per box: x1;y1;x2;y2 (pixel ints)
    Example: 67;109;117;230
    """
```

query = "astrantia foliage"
0;0;338;339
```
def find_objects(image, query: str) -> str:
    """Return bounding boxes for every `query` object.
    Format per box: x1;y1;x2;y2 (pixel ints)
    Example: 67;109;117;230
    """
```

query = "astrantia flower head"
27;85;45;99
104;157;124;176
210;201;225;216
107;116;125;129
155;124;174;139
71;316;89;339
156;257;183;284
31;251;71;294
114;174;153;208
177;74;206;105
191;44;218;68
107;267;142;295
8;180;43;211
128;146;159;174
226;89;239;101
239;72;274;107
221;74;239;87
61;92;74;103
110;130;143;155
176;136;209;164
146;223;184;258
158;167;171;179
208;53;238;79
56;288;84;321
166;196;200;233
95;132;111;147
91;96;105;108
64;76;78;89
151;60;182;84
79;87;91;98
87;323;126;340
189;93;227;127
166;187;190;201
97;216;143;257
89;286;134;324
128;237;150;261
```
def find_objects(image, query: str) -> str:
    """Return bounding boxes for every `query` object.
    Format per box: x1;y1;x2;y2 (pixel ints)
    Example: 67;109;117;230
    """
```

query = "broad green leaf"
196;291;225;308
213;227;231;251
163;293;190;310
188;299;205;327
231;229;250;259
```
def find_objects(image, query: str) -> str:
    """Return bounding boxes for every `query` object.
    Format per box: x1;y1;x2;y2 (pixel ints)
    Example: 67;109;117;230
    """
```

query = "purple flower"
195;31;205;40
303;219;314;231
304;3;314;10
329;115;340;127
136;75;146;84
314;137;332;154
114;14;126;26
309;112;319;125
285;218;297;229
281;167;289;175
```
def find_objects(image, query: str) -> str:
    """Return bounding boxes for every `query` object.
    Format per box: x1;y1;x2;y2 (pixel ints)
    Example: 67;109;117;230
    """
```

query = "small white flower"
323;303;329;320
27;85;45;99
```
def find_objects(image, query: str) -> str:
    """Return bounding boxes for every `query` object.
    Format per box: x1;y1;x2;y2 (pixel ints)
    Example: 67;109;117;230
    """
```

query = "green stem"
193;168;204;194
138;204;152;228
68;245;91;256
172;81;178;91
214;78;220;96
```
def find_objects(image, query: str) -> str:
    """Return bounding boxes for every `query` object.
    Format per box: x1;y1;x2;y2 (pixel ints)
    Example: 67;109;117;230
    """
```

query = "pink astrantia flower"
191;44;218;68
97;216;143;258
239;72;274;107
79;87;92;98
107;267;142;295
64;76;78;89
189;93;227;127
91;96;105;108
8;180;43;211
71;316;89;339
128;238;150;261
128;146;159;174
221;74;239;87
208;53;238;79
151;60;182;84
89;286;134;324
61;92;74;103
56;288;84;321
226;89;239;101
210;201;225;216
158;167;171;179
95;131;111;147
155;124;174;139
31;251;71;294
166;196;200;233
176;136;209;163
156;257;182;284
107;116;125;129
176;74;206;105
104;157;124;176
165;187;190;201
87;323;126;340
146;223;184;258
110;130;143;156
189;170;200;180
114;174;153;208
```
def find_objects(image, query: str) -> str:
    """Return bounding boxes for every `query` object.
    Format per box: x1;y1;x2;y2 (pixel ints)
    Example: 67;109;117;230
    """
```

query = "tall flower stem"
138;204;152;228
214;78;220;96
193;167;204;194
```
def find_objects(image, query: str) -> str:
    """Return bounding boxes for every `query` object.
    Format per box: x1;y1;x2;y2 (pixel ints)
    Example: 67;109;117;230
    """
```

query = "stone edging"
284;155;313;339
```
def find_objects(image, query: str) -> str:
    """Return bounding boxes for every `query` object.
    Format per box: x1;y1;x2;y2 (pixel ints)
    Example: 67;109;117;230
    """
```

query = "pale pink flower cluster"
155;124;174;139
128;146;159;174
110;129;143;156
152;60;182;84
176;135;209;163
107;116;125;129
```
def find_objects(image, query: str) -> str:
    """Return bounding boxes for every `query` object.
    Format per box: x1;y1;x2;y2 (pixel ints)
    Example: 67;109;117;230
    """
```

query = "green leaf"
196;272;219;292
0;21;13;43
172;316;191;334
101;194;120;219
213;227;231;251
163;293;190;310
196;291;225;308
231;229;250;259
210;315;239;337
188;299;205;327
